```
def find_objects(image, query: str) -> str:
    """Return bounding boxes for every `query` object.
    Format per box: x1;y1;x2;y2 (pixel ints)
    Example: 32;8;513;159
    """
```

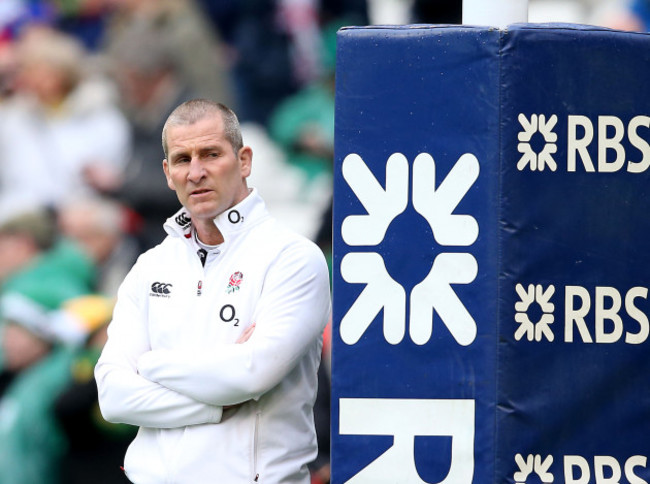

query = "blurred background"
0;1;645;483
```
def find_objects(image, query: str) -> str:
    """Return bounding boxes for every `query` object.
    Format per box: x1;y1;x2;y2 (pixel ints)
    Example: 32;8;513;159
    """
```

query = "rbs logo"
514;284;649;344
517;113;650;173
514;453;648;484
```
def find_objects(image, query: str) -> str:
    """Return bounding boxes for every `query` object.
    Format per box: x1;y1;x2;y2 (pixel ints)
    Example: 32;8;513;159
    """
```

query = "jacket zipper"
253;410;261;482
196;247;221;297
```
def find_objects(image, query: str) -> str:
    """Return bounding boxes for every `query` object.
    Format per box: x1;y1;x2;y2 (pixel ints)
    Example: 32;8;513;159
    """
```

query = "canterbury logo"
150;282;173;297
175;213;192;227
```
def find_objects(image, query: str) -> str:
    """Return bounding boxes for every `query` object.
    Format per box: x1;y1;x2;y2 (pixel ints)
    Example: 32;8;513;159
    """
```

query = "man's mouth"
191;189;211;196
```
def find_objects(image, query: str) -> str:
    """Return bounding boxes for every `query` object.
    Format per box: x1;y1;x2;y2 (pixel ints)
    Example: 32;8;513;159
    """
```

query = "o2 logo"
219;304;240;327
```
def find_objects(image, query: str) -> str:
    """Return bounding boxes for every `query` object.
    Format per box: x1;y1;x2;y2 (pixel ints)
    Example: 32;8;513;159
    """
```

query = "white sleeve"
95;259;223;428
137;241;331;406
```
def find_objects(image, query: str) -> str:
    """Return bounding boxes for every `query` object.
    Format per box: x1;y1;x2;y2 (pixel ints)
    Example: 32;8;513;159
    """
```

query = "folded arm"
137;242;331;406
95;263;223;428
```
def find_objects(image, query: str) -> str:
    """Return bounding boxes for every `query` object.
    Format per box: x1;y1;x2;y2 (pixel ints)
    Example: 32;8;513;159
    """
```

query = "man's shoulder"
253;217;320;251
133;236;188;267
251;219;327;269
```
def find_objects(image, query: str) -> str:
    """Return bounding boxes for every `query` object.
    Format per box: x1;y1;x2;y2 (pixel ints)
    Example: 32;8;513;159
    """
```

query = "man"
95;99;331;483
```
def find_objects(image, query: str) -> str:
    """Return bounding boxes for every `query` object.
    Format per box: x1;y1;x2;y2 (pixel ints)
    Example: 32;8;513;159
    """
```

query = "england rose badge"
226;271;243;294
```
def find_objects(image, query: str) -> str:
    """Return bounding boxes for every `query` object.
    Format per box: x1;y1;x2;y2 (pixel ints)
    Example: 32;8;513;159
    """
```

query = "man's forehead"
167;117;227;152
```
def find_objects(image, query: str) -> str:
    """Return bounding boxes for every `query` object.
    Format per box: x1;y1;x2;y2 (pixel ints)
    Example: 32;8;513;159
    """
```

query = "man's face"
163;115;252;223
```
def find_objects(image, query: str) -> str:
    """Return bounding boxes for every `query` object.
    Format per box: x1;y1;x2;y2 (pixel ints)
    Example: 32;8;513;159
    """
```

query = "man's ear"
162;159;176;191
239;146;253;178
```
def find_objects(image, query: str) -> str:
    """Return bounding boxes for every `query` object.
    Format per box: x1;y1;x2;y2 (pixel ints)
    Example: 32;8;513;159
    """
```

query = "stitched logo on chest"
150;282;173;298
226;272;243;294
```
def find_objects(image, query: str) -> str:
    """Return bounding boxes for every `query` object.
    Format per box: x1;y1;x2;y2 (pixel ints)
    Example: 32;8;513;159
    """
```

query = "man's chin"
186;203;221;221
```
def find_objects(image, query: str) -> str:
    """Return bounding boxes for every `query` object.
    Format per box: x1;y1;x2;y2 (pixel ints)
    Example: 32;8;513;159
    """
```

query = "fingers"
236;322;256;344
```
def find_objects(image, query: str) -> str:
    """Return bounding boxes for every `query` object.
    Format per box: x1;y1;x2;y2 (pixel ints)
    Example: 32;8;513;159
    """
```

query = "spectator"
229;0;302;124
102;0;235;106
51;0;112;51
0;209;98;484
54;294;136;484
58;196;139;296
265;19;338;239
0;27;130;214
266;40;335;184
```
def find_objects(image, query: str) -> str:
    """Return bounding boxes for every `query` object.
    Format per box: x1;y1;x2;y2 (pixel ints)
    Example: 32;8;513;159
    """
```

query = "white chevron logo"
517;113;558;172
340;152;480;346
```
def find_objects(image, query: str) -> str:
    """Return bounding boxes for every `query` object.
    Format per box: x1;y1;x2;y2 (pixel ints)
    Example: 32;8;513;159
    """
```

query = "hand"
236;323;255;344
224;324;256;412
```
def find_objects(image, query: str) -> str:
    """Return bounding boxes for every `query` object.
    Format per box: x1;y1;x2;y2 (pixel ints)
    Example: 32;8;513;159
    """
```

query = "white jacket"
95;189;331;484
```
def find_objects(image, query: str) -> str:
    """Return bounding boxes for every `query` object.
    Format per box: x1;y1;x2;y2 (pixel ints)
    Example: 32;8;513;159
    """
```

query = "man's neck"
194;219;224;246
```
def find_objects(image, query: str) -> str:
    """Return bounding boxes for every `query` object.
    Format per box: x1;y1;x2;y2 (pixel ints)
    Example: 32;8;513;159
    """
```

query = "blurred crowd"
0;0;646;483
0;0;380;482
0;1;364;482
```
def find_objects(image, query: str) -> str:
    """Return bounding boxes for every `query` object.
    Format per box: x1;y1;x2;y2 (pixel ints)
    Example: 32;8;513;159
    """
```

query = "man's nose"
187;157;205;182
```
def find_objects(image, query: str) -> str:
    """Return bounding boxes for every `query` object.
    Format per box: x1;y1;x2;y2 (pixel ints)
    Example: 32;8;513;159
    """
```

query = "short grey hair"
162;99;243;158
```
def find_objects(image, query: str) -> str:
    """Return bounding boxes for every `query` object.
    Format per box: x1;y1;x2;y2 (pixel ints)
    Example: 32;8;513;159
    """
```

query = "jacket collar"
164;188;270;243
